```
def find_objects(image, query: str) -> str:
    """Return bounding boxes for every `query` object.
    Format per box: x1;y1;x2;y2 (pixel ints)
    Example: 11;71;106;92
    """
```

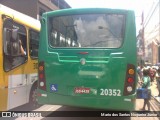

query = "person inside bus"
19;39;26;55
11;39;27;67
140;68;151;111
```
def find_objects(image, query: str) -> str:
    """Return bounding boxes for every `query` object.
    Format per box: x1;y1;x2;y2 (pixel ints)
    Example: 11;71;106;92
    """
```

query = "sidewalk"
150;79;160;103
136;75;160;112
137;75;160;103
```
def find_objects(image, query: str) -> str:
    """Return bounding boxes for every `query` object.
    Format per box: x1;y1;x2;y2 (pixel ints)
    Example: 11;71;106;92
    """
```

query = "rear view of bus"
38;8;137;110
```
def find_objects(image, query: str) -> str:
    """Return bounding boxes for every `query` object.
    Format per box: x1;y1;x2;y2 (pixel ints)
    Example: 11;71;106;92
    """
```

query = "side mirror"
3;28;10;55
11;29;18;42
4;28;21;56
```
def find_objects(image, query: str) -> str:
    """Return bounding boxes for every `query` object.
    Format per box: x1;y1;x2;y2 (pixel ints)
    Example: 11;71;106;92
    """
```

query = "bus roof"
44;7;134;17
0;4;40;31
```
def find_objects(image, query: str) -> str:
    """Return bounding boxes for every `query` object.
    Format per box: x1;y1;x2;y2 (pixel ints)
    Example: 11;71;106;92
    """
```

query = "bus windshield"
49;14;125;48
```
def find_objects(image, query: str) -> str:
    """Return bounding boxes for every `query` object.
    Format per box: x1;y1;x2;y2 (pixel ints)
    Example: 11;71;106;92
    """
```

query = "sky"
65;0;156;33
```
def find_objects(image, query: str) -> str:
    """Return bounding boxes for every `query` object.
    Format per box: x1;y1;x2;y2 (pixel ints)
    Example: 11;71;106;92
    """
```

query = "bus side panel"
6;61;38;110
0;16;8;111
124;11;137;64
0;88;8;111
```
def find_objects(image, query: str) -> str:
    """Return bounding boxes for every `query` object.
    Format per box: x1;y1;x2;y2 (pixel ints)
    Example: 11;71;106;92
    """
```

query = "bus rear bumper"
37;89;136;111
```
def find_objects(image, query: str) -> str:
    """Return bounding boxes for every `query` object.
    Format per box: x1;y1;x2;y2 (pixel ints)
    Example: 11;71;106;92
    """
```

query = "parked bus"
0;4;40;111
37;8;137;110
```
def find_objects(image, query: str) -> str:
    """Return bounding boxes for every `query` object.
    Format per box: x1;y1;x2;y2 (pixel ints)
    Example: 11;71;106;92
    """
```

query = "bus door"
3;16;28;109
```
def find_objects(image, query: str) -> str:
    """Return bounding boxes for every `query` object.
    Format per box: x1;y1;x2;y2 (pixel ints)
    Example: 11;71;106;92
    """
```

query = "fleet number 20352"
100;89;121;96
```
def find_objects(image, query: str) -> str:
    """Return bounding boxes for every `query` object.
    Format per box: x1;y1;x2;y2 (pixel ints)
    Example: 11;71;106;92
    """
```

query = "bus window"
3;18;27;72
49;14;124;48
29;29;39;58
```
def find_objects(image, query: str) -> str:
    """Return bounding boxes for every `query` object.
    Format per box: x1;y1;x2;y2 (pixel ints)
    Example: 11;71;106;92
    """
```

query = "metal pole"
158;0;160;62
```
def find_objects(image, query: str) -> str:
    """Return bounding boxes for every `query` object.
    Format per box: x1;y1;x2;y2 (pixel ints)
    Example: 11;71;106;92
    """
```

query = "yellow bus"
0;4;40;111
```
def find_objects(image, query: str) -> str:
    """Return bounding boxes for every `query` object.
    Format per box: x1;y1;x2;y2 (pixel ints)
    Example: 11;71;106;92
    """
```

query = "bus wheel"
29;85;39;109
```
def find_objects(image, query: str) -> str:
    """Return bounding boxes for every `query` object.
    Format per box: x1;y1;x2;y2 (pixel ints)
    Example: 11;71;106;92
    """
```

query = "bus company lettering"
74;87;90;94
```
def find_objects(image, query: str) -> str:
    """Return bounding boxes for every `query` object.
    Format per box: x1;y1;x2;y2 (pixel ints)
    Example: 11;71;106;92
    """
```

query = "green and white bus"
37;8;137;110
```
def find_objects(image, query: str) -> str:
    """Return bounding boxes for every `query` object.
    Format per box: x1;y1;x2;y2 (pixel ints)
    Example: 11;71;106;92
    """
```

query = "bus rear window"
49;14;125;48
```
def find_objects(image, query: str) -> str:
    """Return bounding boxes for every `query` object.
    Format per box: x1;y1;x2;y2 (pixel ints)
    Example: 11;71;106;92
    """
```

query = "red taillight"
123;64;136;96
38;61;46;91
127;77;134;83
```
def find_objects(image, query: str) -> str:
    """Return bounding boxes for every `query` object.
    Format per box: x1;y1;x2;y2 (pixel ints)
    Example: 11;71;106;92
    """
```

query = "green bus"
37;8;137;110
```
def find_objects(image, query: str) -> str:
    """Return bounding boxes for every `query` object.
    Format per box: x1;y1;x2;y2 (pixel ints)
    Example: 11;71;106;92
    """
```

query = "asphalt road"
1;102;159;120
2;92;159;120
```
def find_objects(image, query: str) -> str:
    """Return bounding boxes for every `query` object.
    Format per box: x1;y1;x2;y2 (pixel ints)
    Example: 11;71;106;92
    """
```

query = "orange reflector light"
128;77;133;83
39;66;44;71
128;69;134;75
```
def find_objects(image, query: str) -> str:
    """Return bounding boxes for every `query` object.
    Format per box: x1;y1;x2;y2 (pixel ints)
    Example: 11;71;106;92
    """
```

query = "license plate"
74;87;90;94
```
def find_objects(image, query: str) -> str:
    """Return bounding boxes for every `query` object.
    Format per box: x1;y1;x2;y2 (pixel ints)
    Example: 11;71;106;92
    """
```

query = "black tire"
29;82;39;109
